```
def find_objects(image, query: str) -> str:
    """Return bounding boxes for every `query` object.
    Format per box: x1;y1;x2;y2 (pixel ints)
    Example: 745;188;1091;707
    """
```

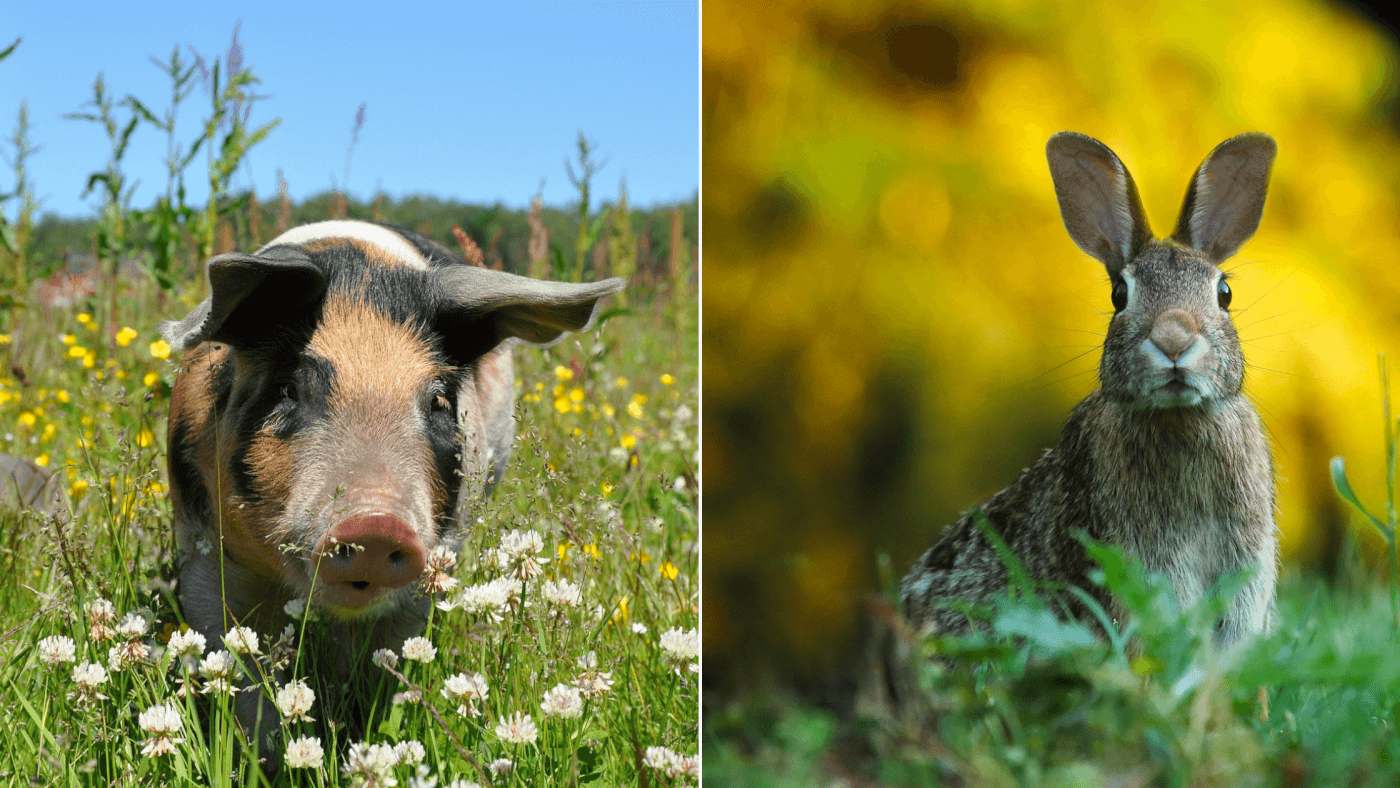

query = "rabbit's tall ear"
1172;133;1275;263
1046;132;1153;276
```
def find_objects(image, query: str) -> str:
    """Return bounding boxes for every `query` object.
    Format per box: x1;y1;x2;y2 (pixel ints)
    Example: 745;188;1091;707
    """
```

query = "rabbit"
900;132;1279;648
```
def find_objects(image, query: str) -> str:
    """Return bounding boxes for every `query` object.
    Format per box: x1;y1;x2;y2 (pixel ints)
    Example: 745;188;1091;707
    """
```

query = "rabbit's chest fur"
901;390;1276;638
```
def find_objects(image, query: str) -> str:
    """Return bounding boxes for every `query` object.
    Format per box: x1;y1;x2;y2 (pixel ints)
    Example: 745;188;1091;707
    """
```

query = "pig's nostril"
350;581;370;590
389;550;404;565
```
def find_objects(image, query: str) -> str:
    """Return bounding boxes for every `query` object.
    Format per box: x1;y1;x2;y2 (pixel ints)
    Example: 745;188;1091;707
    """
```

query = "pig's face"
165;222;622;620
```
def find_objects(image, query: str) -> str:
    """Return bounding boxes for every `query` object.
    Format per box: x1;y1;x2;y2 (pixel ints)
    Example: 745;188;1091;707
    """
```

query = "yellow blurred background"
703;0;1400;689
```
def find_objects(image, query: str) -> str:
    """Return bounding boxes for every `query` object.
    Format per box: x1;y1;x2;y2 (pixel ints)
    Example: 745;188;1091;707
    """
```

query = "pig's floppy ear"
161;246;328;351
431;266;625;359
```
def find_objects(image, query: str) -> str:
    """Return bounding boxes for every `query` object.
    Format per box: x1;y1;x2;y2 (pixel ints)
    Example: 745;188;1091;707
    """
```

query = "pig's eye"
433;395;451;412
280;381;299;405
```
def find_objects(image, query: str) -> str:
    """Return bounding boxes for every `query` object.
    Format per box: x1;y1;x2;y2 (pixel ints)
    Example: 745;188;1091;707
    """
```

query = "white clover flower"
541;578;582;608
68;660;109;706
495;529;547;580
488;758;514;777
71;661;108;688
342;742;399;784
223;626;260;655
108;640;149;672
643;746;680;773
451;576;520;621
37;635;77;666
115;611;149;640
277;679;316;723
394;739;426;764
442;672;489;716
632;623;648;635
166;629;206;672
285;736;324;769
659;627;699;662
401;637;437;664
539;683;584;719
86;606;117;642
392;688;424;705
199;650;237;695
499;528;544;558
372;648;399;669
421;545;460;595
494;711;538;744
674;404;693;423
138;702;184;757
675;754;700;778
578;651;598;670
445;781;484;788
85;598;116;624
284;597;307;619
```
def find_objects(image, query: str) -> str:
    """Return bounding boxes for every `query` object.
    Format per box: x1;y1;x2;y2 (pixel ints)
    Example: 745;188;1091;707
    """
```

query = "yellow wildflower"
557;542;571;563
534;381;545;391
41;423;55;442
621;434;637;450
67;346;86;359
56;390;70;404
70;479;89;497
18;412;35;428
0;334;9;344
569;387;585;403
554;365;574;382
115;370;127;381
583;543;600;559
60;334;76;346
83;351;96;369
135;429;155;448
572;402;583;414
143;371;159;387
554;396;572;414
601;482;613;498
0;391;11;405
76;312;92;324
659;562;679;580
630;551;652;564
632;393;649;405
615;376;628;388
627;401;644;419
34;454;49;467
115;326;138;347
661;373;675;385
613;596;630;623
572;427;582;437
150;339;172;360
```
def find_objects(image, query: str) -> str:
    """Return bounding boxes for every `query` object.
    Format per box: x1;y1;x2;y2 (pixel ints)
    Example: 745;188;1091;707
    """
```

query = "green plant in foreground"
1331;353;1400;628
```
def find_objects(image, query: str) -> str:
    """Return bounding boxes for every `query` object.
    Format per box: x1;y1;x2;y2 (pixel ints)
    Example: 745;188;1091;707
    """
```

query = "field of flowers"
0;272;698;785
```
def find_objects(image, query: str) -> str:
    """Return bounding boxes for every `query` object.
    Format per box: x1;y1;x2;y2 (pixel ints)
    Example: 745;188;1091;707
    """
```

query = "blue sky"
0;2;698;218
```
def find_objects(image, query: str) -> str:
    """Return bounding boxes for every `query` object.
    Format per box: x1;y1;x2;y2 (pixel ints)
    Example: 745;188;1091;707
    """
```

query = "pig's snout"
313;514;426;609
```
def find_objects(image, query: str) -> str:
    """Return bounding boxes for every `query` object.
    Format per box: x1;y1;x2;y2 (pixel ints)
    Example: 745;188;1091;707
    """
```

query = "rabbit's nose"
1149;310;1201;361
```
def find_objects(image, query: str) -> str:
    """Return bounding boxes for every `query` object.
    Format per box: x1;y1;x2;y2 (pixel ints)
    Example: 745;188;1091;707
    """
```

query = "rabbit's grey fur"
901;132;1279;646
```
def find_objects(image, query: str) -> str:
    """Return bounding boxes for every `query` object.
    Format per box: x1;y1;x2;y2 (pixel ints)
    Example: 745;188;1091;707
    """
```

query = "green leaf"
0;37;19;63
1331;456;1388;536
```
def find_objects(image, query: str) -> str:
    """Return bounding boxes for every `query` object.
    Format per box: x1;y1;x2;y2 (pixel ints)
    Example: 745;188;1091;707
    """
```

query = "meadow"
0;36;698;788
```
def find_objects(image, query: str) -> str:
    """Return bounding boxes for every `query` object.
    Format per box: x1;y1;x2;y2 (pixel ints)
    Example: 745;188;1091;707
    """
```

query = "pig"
162;220;623;758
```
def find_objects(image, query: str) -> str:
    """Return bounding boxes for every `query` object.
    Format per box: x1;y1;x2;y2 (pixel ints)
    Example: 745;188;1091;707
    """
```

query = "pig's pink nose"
313;515;425;606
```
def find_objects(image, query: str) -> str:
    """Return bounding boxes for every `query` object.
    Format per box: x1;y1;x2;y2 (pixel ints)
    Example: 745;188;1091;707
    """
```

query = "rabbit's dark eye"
1110;280;1128;312
1217;279;1232;310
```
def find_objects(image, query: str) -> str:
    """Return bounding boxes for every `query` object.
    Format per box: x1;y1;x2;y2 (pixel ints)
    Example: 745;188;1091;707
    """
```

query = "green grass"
705;566;1400;787
0;275;698;785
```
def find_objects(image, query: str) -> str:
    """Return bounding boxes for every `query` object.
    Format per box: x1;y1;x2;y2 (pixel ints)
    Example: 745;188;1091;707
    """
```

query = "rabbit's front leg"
1213;533;1278;647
